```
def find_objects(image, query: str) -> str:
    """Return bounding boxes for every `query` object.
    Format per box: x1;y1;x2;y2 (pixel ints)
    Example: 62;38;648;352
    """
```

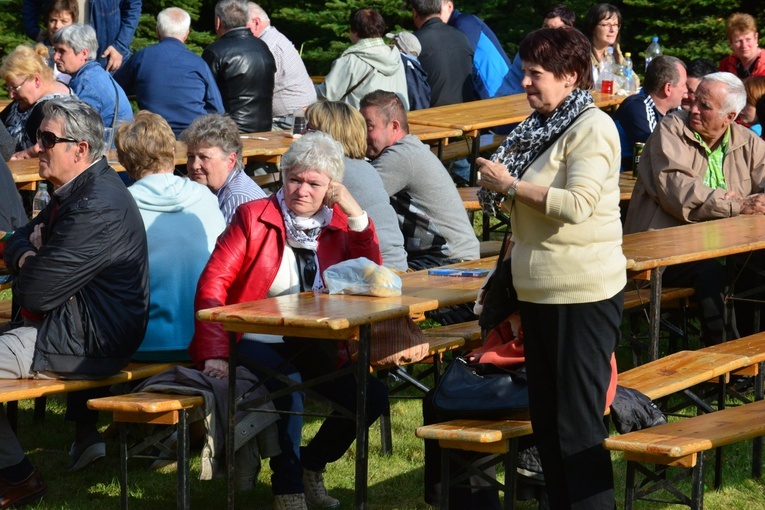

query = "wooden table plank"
619;173;636;201
623;215;765;273
617;350;748;401
407;91;624;134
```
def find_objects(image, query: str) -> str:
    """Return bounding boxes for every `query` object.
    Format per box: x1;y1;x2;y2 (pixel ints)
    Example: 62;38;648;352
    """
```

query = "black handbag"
432;358;529;419
478;227;520;332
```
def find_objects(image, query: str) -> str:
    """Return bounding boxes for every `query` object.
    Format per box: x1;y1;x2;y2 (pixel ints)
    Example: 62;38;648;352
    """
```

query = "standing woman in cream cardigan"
477;27;626;509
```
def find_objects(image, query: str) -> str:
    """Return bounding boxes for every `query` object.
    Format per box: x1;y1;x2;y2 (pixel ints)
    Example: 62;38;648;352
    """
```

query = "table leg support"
178;409;190;510
649;267;664;362
227;331;238;510
354;323;370;509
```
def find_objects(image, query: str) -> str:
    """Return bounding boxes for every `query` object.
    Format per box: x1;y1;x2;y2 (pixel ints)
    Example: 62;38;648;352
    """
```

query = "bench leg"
119;423;129;510
6;401;18;434
503;439;518;510
440;448;450;510
33;396;46;423
177;409;190;510
624;460;637;510
754;362;764;479
690;454;705;510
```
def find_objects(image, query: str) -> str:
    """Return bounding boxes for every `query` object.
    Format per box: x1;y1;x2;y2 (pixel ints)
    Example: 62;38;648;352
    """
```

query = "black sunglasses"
36;130;79;149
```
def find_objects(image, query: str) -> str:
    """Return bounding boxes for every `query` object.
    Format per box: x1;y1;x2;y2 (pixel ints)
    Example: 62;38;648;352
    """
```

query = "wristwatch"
505;179;520;198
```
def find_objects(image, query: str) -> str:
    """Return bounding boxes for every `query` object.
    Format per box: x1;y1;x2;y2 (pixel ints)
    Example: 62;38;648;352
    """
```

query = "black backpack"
401;54;431;110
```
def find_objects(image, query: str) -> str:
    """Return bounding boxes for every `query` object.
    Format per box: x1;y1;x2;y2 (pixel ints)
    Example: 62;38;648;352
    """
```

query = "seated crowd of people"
1;1;765;509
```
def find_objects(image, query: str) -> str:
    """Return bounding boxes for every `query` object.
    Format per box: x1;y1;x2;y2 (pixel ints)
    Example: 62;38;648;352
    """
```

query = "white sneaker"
302;469;339;508
273;493;308;510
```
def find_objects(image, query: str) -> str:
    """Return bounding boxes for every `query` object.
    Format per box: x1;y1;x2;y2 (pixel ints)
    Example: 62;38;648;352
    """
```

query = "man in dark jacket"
410;0;473;107
203;0;276;133
0;98;149;507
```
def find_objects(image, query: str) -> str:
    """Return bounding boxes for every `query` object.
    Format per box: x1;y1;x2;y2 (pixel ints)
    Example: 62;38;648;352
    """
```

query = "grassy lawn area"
5;368;765;509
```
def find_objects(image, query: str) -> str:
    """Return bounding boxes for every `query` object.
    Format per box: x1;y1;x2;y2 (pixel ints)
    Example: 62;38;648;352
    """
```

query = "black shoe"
67;433;106;471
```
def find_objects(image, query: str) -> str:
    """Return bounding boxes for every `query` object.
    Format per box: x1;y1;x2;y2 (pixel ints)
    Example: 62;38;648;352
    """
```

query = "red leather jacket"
719;49;765;78
189;195;381;366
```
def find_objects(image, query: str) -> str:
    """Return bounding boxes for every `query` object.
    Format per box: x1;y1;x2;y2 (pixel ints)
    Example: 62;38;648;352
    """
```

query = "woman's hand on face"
203;358;229;379
476;157;513;193
325;182;363;218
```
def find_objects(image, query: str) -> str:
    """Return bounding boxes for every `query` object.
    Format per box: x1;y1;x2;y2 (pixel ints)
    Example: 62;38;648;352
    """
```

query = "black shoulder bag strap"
340;67;375;101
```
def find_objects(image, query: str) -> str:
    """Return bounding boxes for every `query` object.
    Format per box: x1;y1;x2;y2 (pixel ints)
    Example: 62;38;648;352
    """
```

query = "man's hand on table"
203;358;229;379
740;193;765;215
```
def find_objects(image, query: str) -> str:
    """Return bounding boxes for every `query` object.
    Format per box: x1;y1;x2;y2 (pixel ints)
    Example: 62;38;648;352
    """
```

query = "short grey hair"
281;131;345;183
247;2;269;22
702;72;747;117
180;113;243;170
42;97;105;163
52;24;98;62
215;0;249;30
157;7;191;39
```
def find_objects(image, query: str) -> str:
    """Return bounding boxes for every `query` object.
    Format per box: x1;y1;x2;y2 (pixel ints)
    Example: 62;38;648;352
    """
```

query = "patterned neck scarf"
478;88;594;216
276;188;333;290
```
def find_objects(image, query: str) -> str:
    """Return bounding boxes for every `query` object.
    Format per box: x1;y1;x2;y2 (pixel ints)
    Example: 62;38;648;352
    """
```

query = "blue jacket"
69;61;134;143
23;0;141;68
448;9;523;98
115;38;224;136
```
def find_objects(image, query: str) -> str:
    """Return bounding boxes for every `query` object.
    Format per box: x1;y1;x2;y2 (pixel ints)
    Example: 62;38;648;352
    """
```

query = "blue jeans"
237;341;304;495
237;338;389;494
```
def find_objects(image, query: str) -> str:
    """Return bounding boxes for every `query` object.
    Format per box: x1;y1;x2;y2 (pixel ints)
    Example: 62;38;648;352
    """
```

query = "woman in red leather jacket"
189;131;388;510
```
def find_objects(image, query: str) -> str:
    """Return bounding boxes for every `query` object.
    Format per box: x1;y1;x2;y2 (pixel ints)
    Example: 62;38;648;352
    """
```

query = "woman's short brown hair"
305;100;367;160
0;44;52;83
726;13;758;41
519;28;593;91
115;111;176;180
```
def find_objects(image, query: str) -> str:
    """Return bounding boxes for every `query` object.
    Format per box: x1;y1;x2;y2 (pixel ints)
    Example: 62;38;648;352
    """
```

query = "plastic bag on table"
323;257;402;297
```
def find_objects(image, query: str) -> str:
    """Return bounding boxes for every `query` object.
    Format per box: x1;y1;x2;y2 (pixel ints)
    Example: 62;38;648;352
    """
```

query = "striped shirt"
217;169;267;223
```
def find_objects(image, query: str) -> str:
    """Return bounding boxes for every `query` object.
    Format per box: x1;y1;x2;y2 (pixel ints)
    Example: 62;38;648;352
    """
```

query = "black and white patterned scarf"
478;88;594;216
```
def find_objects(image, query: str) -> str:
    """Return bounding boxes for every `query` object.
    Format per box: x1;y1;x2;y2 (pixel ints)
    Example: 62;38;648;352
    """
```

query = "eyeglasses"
36;130;80;149
598;23;621;30
6;76;29;94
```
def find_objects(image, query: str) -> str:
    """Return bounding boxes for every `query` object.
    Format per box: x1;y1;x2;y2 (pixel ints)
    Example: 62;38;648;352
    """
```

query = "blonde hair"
115;111;176;180
0;44;52;82
726;13;758;41
305;100;368;160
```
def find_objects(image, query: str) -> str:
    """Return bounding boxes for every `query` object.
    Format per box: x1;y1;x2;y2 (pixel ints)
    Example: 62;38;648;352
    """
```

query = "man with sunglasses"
0;97;149;507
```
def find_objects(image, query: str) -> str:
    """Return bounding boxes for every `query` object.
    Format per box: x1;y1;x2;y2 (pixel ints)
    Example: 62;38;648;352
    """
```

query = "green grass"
6;371;765;509
3;285;765;508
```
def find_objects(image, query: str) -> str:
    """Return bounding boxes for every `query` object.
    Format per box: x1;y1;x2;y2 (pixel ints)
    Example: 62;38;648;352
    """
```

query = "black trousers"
520;291;622;510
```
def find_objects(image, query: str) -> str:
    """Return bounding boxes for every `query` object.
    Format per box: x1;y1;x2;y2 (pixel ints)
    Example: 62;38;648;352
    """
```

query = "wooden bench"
88;392;205;510
603;399;765;509
424;319;482;350
0;362;185;432
0;299;11;325
415;349;750;509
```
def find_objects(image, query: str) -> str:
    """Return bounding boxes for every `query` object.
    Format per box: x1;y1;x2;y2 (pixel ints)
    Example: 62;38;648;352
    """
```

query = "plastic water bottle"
32;182;50;218
600;46;615;94
645;37;663;72
623;52;638;93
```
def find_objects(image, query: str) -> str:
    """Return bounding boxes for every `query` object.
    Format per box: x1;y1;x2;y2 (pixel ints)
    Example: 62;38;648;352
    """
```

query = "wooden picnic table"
407;91;624;184
196;255;497;509
623;215;765;360
9;128;460;188
197;292;432;510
